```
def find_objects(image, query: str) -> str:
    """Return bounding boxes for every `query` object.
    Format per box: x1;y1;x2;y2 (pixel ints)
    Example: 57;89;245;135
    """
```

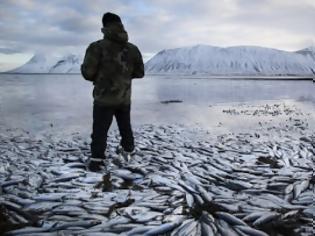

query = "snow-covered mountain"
7;45;315;75
10;53;83;73
49;54;82;73
296;46;315;60
145;45;315;76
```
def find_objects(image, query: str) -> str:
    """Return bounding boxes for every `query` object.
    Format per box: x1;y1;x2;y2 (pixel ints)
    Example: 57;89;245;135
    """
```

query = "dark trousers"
91;103;134;160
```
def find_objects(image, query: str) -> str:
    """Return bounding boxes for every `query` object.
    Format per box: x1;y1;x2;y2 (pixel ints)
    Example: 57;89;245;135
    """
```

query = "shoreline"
146;74;315;80
0;72;314;81
2;99;314;138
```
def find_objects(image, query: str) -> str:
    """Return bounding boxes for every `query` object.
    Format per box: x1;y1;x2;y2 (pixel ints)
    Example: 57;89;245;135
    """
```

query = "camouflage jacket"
81;22;144;107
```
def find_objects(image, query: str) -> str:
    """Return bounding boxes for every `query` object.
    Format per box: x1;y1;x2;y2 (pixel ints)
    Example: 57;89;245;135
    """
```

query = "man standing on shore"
81;12;144;171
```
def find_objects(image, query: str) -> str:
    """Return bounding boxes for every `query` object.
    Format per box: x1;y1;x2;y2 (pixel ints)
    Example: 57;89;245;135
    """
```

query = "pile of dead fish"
222;103;301;116
0;120;314;235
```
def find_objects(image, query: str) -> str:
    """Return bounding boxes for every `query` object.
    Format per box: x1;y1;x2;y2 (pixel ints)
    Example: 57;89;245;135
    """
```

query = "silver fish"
242;211;270;222
284;183;294;194
235;225;269;236
52;173;83;182
253;212;280;226
200;221;215;236
1;178;26;188
51;220;101;231
170;219;197;236
144;221;181;235
185;192;194;208
126;226;155;236
215;219;239;236
293;179;310;198
215;212;247;226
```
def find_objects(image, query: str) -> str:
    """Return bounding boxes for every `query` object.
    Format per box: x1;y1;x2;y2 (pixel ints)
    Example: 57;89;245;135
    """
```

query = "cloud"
0;0;314;57
124;0;315;53
0;48;22;54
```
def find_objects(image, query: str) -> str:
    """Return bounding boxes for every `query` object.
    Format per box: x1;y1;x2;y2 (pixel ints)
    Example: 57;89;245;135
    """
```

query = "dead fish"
234;225;269;236
252;212;280;226
185;193;194;208
52;205;87;216
284;183;294;194
199;211;215;224
111;223;143;233
293;179;310;198
248;198;282;209
149;175;180;190
216;202;240;213
32;193;66;201
280;210;300;220
64;162;86;169
136;203;168;212
292;195;313;205
126;226;155;236
200;221;215;236
153;186;174;193
47;214;78;222
62;155;81;162
1;178;26;188
82;205;109;215
56;147;79;152
303;206;315;218
196;185;213;203
178;180;198;194
163;214;186;223
5;227;51;236
10;233;59;236
123;206;162;223
24;201;61;213
50;220;101;231
112;169;143;180
27;174;43;188
81;233;118;236
215;219;239;236
215;212;247;226
172;205;184;215
4;194;35;206
193;193;204;206
131;211;163;223
242;211;270;222
225;179;253;190
144;220;181;235
170;219;197;236
52;173;83;182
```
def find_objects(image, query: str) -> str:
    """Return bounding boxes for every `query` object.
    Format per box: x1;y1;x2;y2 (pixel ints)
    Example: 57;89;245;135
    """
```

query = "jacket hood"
102;22;128;44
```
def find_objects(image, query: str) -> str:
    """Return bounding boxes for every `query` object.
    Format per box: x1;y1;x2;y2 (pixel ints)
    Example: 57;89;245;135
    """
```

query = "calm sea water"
0;74;314;135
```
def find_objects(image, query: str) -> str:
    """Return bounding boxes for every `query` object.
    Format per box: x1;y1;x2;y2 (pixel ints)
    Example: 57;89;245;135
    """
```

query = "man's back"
81;21;144;106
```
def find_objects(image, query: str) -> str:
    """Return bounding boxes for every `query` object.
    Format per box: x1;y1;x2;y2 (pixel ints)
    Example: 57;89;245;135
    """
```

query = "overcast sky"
0;0;314;71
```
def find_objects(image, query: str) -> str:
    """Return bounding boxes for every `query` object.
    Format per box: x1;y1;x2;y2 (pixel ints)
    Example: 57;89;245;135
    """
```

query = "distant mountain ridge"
9;53;82;74
145;45;315;76
7;45;315;76
49;54;81;73
296;46;315;60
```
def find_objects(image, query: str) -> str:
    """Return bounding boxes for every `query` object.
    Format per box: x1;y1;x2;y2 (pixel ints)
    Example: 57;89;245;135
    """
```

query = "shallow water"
0;74;314;135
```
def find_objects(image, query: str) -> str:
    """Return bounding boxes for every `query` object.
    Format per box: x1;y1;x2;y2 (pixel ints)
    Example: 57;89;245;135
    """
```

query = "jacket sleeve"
132;46;145;79
81;42;101;82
